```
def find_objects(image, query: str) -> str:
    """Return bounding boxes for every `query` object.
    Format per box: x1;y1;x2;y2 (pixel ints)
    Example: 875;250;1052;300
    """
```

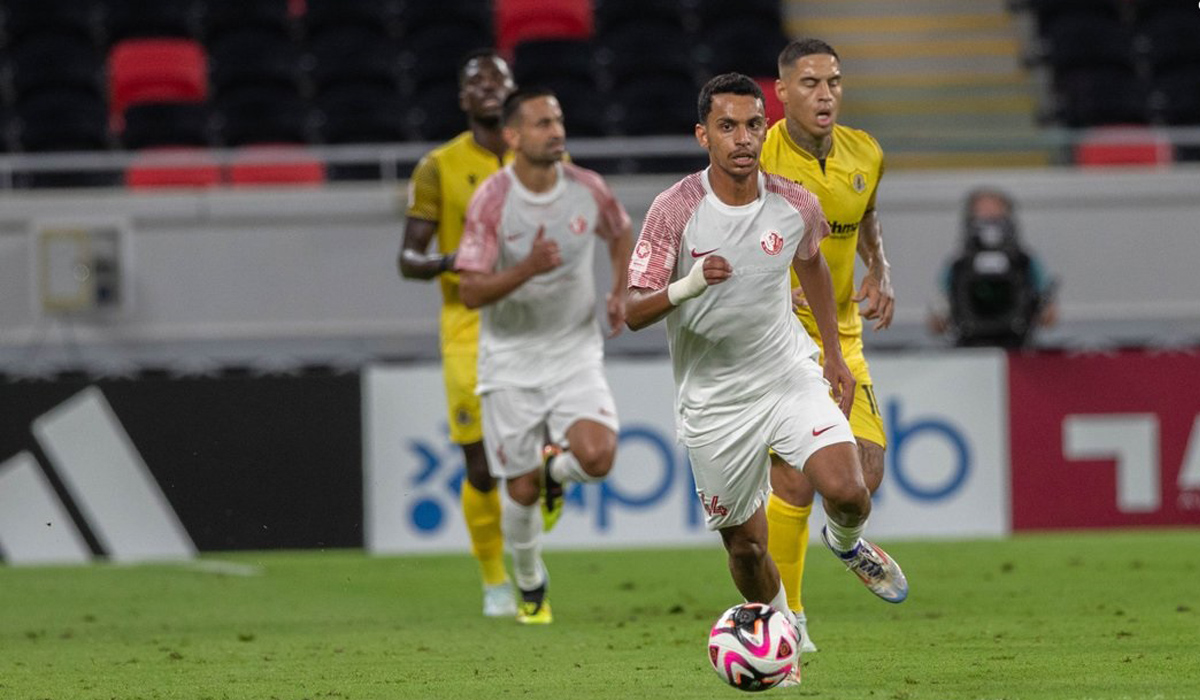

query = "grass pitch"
1;529;1196;700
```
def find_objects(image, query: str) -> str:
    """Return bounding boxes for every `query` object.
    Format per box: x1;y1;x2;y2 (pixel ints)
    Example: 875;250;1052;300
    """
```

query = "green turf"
1;529;1196;700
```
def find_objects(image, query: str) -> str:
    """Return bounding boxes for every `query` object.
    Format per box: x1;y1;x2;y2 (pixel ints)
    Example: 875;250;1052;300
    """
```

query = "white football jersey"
457;162;630;391
629;168;830;443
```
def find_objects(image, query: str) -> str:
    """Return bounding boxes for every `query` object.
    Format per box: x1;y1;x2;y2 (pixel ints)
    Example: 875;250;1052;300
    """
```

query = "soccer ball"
707;602;798;692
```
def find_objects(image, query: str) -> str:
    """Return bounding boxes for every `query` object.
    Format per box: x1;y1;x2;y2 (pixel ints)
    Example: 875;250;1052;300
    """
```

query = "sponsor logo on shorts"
812;424;836;437
700;492;729;517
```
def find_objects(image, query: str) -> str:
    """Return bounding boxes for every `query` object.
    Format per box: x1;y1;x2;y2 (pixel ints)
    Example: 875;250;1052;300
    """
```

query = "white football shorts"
685;366;855;531
480;363;619;479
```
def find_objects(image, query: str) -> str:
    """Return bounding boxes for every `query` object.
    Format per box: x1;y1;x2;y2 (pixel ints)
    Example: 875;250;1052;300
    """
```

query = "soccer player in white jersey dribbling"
624;73;907;686
455;86;634;625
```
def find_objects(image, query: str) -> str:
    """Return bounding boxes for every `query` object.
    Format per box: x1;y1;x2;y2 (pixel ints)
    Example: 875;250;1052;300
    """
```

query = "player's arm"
604;219;634;337
852;191;896;331
626;256;732;330
794;249;855;416
398;217;455;280
459;226;561;309
397;155;452;280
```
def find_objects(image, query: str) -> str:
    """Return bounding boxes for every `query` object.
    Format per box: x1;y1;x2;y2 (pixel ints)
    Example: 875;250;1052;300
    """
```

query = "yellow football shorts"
442;349;483;445
824;333;887;449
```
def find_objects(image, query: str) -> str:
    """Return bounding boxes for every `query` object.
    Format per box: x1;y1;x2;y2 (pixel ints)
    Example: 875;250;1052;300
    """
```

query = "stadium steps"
785;0;1051;168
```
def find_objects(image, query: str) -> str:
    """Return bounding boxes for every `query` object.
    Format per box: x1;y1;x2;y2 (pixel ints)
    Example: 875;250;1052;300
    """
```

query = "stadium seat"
106;0;198;42
121;102;211;149
216;84;311;146
1054;68;1150;126
611;74;696;136
594;0;685;33
1137;8;1200;75
108;39;208;121
316;82;408;144
3;0;99;45
227;145;327;185
698;17;788;77
513;39;593;86
693;0;782;30
495;0;593;54
1024;0;1122;27
15;88;109;152
541;77;608;137
125;147;221;188
1038;12;1134;72
308;25;399;95
205;0;292;42
756;77;784;127
7;31;104;101
595;21;693;86
1151;69;1200;125
407;83;466;142
402;21;492;92
304;0;396;36
207;26;302;94
1074;127;1173;167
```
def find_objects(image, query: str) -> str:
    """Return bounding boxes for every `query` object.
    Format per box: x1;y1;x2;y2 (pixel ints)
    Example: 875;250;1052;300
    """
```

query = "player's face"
459;56;515;124
776;53;842;139
696;93;767;180
505;96;567;165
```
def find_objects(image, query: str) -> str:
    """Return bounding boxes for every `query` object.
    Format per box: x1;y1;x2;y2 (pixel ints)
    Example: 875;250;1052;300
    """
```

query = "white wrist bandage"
667;257;709;305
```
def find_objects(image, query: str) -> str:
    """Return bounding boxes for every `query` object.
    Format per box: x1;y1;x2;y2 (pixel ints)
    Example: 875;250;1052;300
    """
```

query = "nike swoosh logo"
812;425;837;437
690;247;718;257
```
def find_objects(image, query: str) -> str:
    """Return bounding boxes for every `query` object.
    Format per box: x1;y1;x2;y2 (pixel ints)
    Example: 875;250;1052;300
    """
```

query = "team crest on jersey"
850;170;868;194
760;230;784;256
635;239;652;259
569;215;588;235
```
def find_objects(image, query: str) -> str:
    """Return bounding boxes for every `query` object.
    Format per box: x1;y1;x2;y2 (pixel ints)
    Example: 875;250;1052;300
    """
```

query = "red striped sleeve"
764;172;830;261
564;162;630;240
629;173;705;290
454;171;512;273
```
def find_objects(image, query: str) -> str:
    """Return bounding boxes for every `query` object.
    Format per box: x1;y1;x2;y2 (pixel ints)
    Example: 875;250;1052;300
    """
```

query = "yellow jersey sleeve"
406;153;441;222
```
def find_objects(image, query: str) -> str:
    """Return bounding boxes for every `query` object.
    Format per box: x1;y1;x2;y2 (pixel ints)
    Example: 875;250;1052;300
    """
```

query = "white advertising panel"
364;351;1009;554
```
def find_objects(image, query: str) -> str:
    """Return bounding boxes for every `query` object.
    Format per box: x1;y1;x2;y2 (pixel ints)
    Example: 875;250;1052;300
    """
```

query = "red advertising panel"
1009;349;1200;530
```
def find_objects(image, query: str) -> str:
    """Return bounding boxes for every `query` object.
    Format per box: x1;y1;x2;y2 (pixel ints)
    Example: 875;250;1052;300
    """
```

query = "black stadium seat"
15;88;109;152
316;82;408;144
207;26;302;94
3;0;99;45
122;102;211;149
105;0;198;43
308;25;400;95
215;84;310;146
7;31;104;100
1055;68;1149;126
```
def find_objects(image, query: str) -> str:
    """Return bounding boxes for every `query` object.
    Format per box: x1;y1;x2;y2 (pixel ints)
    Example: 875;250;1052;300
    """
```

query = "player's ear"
502;124;520;152
774;78;787;105
695;123;708;149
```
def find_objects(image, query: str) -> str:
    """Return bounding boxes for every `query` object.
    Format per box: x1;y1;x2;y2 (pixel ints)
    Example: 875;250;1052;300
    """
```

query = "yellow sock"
766;493;812;613
461;481;507;585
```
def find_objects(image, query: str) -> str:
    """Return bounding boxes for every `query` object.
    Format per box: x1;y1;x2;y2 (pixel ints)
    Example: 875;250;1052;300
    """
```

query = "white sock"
825;517;865;556
548;450;603;484
501;496;545;592
769;582;797;629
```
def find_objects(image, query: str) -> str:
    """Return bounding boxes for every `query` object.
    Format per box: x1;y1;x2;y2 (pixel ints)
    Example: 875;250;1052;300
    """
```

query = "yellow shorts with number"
441;303;482;445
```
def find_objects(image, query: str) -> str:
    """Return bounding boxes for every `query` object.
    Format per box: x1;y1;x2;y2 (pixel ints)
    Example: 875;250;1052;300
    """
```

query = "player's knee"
506;475;540;507
574;433;617;479
821;477;871;520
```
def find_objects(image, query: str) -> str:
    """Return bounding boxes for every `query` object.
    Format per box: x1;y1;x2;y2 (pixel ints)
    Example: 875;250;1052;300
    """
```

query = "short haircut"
502;86;556;124
777;38;840;74
963;187;1016;220
458;48;503;86
697;73;764;124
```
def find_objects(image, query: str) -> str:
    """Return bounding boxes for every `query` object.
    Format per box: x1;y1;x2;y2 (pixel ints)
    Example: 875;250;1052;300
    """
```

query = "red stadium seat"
228;145;327;186
1074;127;1173;167
125;148;221;189
108;39;208;126
495;0;593;54
755;76;784;128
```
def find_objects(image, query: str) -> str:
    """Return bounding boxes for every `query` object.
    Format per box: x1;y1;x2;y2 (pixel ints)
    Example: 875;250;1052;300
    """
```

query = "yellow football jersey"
406;131;509;349
760;121;884;341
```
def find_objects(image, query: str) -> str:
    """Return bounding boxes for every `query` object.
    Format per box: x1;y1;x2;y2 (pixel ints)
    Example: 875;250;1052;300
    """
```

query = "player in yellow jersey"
398;49;517;617
759;38;901;652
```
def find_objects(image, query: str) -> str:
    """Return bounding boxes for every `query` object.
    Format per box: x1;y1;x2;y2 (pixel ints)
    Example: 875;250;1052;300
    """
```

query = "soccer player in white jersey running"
455;86;634;625
624;73;907;686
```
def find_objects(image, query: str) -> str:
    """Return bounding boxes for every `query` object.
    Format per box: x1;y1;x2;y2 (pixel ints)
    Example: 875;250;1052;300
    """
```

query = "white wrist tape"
667;257;709;305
